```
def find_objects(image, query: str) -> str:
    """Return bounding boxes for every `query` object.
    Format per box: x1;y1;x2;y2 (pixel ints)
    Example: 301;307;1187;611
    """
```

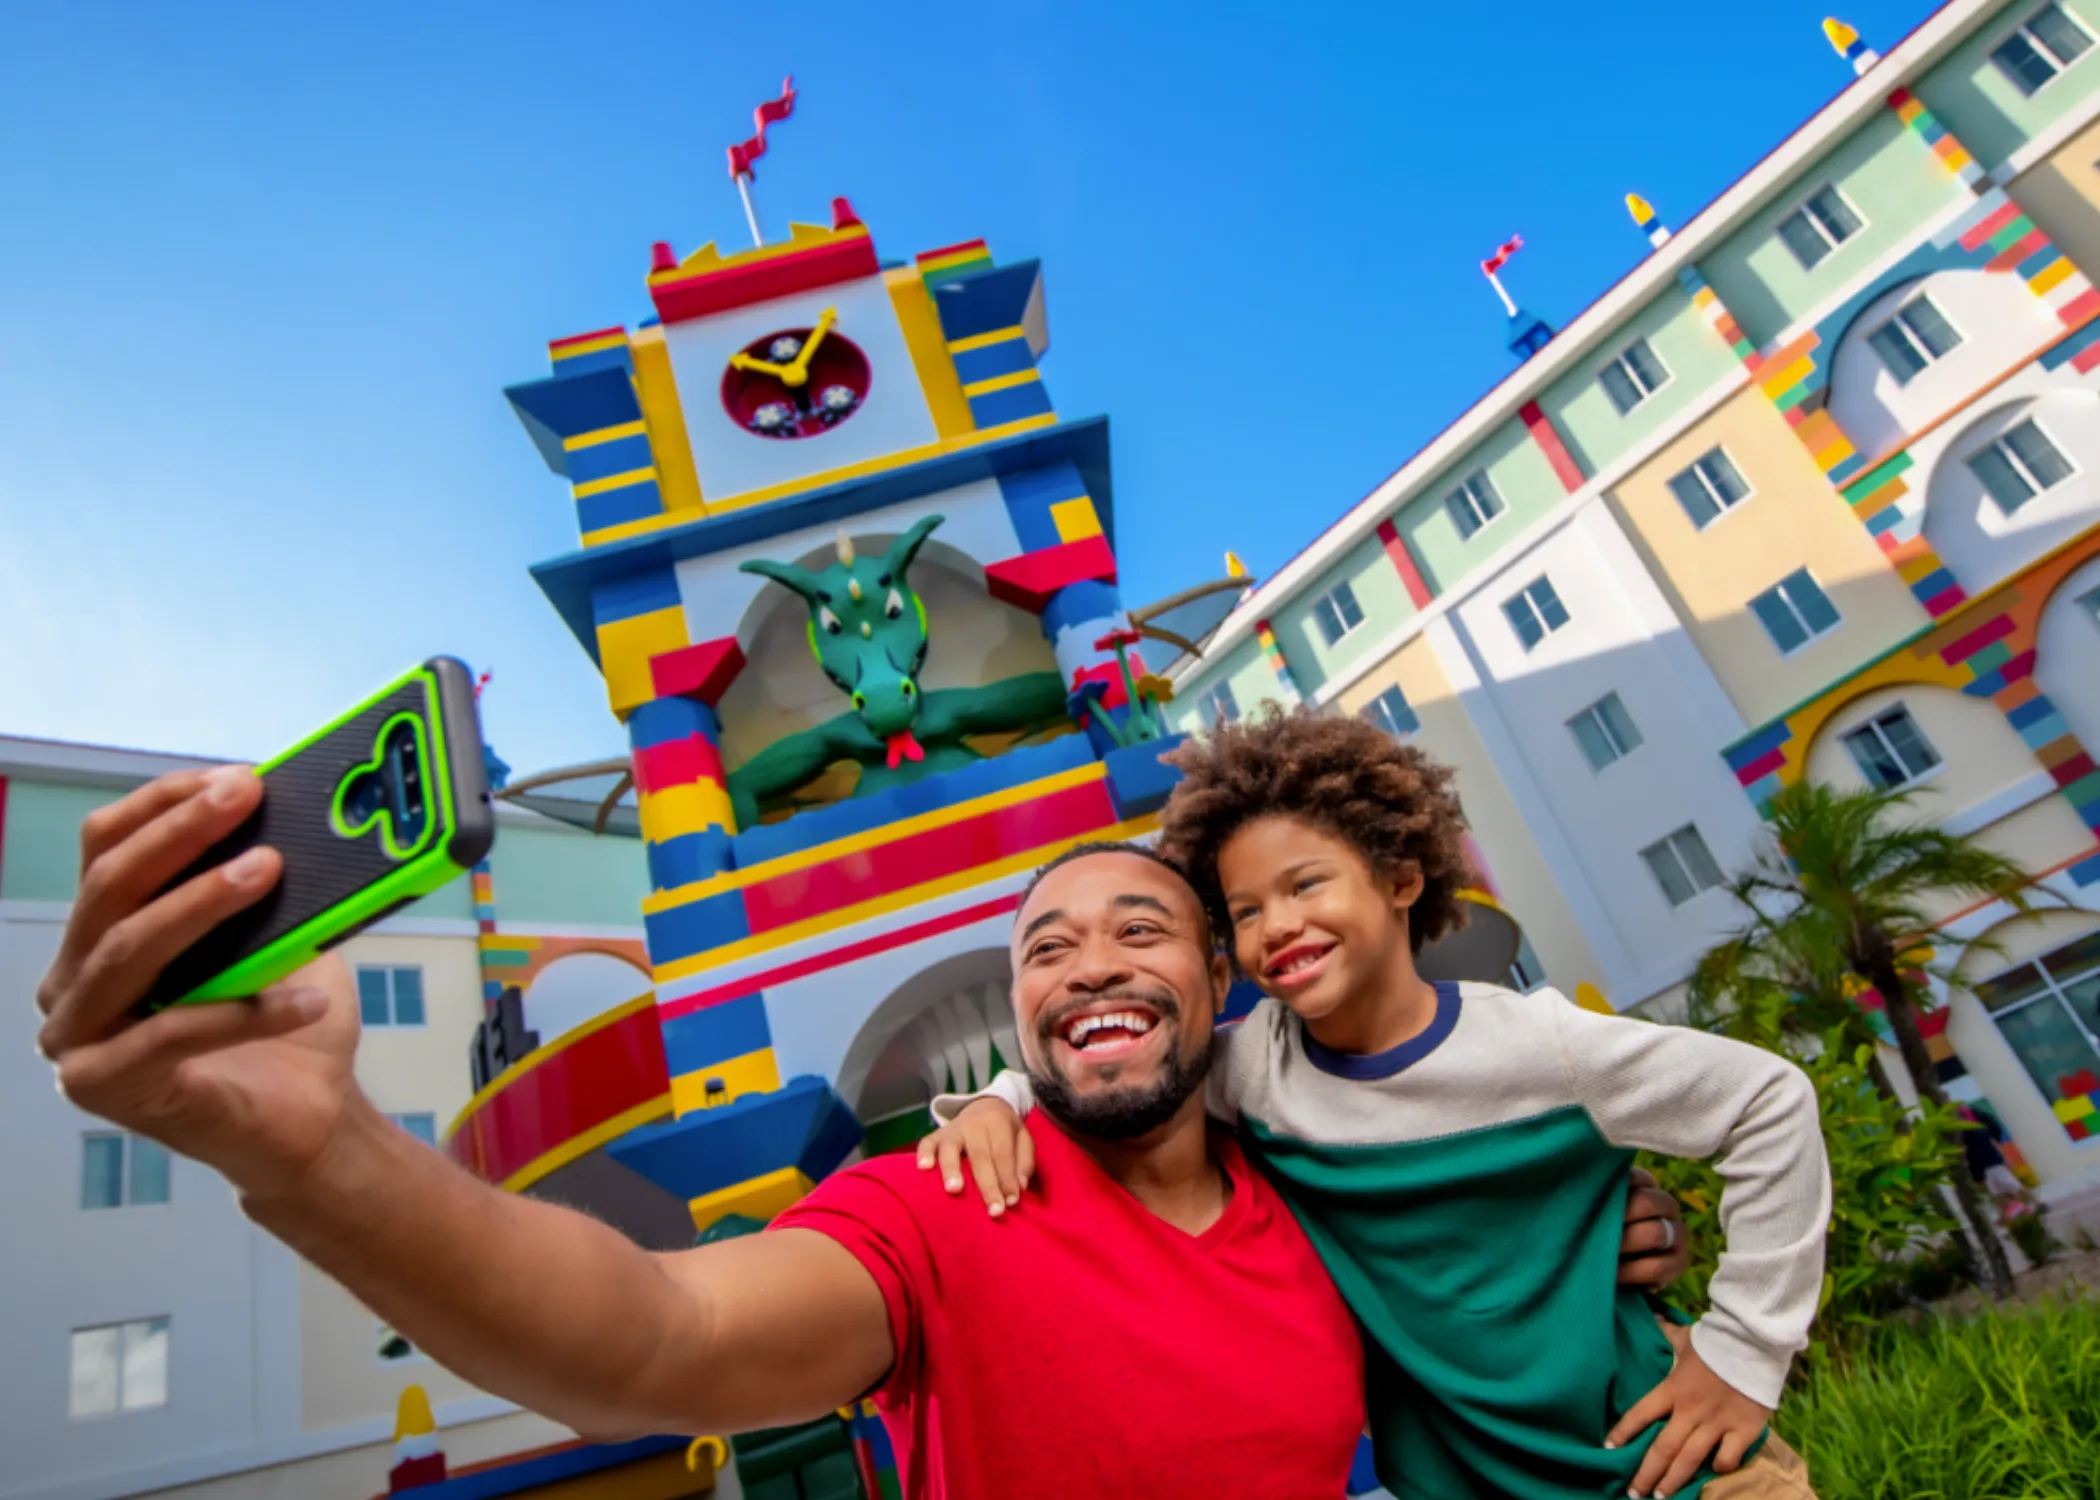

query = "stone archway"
832;947;1018;1155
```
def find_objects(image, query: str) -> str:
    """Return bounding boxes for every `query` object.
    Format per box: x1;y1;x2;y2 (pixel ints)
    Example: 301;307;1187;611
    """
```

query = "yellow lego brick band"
687;1166;814;1236
574;465;659;499
597;606;691;718
631;324;707;516
1050;496;1103;543
886;268;975;441
946;325;1027;355
563;419;649;451
961;368;1041;398
640;779;735;844
670;1048;784;1117
502;1094;673;1195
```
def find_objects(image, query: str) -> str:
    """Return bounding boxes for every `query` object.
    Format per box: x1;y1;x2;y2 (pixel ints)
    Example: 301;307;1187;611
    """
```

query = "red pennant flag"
727;76;797;181
1480;235;1524;275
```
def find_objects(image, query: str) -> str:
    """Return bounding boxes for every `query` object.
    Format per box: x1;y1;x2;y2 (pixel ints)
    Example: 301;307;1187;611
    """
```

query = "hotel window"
1310;580;1366;646
1444;472;1505;541
1972;931;2100;1135
1197;680;1239;727
1362;686;1419;739
1866;294;1963;384
81;1132;171;1210
70;1318;169;1419
1666;448;1753;529
357;965;426;1027
1992;2;2093;95
390;1113;439;1148
1502;576;1570;652
1599;337;1671;415
1969;417;2075;514
1776;186;1864;270
1568;693;1644;771
1841;706;1943;791
1750;569;1842;655
378;1323;422;1364
1641;826;1726;908
1507;935;1548;993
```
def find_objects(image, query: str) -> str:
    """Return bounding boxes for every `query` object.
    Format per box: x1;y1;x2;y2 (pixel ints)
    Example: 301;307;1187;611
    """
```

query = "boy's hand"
1605;1339;1770;1499
916;1099;1031;1217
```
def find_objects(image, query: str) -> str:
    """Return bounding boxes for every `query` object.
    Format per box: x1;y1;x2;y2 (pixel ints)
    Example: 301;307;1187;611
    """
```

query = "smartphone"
140;657;496;1011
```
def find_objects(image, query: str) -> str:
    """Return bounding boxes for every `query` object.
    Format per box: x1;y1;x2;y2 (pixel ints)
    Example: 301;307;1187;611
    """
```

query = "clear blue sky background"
1;0;1939;777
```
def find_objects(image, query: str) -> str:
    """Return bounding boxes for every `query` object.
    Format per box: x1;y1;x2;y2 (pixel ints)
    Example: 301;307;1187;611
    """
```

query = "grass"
1780;1292;2100;1499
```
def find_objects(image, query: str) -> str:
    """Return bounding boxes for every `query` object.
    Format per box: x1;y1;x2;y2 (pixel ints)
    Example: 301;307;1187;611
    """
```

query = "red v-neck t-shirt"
772;1113;1365;1499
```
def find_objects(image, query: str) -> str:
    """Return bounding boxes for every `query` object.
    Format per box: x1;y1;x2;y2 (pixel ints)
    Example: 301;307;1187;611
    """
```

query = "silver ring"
1659;1217;1678;1253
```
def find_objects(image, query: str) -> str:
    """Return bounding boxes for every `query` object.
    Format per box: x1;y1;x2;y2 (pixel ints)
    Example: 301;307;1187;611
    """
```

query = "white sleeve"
928;1028;1244;1127
929;1069;1035;1125
1549;998;1830;1409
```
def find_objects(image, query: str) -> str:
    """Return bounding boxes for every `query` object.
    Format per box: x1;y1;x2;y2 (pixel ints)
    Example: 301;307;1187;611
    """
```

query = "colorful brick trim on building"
1255;619;1305;706
1721;530;2100;884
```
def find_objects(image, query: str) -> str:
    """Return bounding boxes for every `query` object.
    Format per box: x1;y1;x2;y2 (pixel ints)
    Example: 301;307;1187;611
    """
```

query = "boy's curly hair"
1159;705;1474;954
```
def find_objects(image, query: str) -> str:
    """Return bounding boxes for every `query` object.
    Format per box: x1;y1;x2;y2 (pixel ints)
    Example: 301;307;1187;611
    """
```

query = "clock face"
720;323;872;441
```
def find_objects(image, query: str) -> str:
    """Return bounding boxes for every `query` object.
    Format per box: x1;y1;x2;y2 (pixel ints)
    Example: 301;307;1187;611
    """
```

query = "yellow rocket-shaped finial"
1624;193;1670;250
392;1385;435;1443
1823;18;1879;74
1225;550;1247;580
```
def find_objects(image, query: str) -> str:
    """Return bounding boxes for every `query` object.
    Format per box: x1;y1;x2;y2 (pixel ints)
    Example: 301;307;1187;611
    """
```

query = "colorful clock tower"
449;193;1185;1264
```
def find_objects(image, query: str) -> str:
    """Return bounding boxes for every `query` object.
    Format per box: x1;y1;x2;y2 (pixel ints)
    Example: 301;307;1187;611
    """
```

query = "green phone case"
141;657;496;1011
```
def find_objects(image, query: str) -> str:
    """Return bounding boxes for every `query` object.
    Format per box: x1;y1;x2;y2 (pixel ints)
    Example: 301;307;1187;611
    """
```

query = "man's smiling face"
1008;848;1230;1142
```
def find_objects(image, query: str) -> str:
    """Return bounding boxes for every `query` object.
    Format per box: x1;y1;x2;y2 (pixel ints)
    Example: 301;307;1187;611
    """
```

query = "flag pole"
1484;267;1517;317
735;173;765;248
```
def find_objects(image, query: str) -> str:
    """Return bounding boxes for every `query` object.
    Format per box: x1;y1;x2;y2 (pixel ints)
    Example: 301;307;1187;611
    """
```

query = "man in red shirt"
34;769;1684;1498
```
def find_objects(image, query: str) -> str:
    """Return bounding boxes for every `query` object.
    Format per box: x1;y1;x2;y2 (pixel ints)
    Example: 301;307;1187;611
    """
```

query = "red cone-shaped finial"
831;197;863;230
650;241;678;273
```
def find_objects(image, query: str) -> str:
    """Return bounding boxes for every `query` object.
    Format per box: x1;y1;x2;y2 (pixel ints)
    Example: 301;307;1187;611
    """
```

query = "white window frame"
1197;680;1240;727
81;1131;172;1211
1972;933;2100;1131
1751;569;1843;657
1840;705;1944;792
356;965;426;1028
69;1318;170;1420
1443;472;1505;541
1991;2;2095;96
1666;447;1755;530
1362;685;1419;740
1966;416;2077;515
1640;825;1726;909
1775;183;1865;270
1309;580;1366;647
1866;293;1964;385
1502;576;1570;653
1567;693;1643;771
1598;336;1672;415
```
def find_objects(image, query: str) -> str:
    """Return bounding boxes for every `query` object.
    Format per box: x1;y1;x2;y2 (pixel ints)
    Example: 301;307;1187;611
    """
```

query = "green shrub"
2004;1202;2060;1269
1779;1295;2100;1499
1643;1031;1968;1356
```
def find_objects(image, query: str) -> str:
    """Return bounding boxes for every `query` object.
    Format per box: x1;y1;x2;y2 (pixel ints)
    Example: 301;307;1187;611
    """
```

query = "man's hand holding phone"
36;765;362;1204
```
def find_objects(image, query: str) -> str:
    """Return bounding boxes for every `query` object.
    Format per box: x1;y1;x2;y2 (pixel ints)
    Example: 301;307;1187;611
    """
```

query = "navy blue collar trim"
1302;982;1462;1080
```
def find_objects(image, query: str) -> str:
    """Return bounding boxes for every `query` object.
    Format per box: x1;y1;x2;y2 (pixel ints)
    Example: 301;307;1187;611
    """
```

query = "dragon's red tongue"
885;731;926;770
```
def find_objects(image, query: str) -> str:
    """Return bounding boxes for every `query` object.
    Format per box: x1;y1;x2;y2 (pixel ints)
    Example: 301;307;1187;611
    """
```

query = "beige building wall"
1607;387;1930;730
1338;636;1608;1003
2008;114;2100;277
1950;905;2100;1184
1805;683;2047;826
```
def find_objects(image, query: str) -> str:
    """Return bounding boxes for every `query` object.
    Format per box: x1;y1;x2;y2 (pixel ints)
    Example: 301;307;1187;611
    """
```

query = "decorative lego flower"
1134;673;1175;704
818;383;859;414
1093;628;1144;653
751;402;796;433
768;334;804;362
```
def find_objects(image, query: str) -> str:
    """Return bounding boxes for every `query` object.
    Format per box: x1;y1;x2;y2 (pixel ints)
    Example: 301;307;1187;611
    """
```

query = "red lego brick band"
651;638;747;706
649;233;880;325
1520;400;1586;495
634;734;728;796
984;535;1118;613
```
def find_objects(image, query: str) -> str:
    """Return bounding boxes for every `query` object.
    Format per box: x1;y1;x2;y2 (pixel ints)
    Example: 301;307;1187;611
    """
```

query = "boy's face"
1217;815;1422;1026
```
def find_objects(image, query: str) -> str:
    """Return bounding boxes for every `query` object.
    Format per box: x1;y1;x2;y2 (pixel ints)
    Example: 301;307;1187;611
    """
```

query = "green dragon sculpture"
728;515;1072;827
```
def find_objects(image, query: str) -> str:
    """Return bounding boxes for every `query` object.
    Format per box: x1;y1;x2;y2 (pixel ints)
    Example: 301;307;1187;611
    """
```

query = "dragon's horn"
836;529;856;567
739;557;828;602
881;514;943;583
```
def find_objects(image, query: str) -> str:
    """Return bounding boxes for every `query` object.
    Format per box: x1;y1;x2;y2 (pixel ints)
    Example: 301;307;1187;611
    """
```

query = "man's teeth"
1063;1011;1157;1047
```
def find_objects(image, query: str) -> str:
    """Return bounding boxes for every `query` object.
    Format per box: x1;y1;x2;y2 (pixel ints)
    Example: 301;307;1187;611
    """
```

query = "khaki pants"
1701;1433;1817;1498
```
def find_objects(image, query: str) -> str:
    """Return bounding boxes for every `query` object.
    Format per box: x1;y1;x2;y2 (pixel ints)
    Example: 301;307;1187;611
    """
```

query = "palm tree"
1717;780;2040;1299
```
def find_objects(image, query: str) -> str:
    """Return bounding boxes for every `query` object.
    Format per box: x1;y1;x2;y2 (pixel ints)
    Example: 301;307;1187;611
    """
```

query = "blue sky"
0;0;1939;777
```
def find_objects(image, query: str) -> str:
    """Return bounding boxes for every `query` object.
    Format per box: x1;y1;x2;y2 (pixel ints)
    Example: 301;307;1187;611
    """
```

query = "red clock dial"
720;323;871;440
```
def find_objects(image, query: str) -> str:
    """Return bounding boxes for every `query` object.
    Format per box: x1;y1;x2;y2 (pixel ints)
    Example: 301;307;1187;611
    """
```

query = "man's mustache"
1034;986;1181;1043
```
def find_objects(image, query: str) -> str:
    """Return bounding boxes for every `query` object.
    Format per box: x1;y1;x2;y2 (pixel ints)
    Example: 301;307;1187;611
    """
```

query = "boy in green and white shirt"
925;710;1829;1500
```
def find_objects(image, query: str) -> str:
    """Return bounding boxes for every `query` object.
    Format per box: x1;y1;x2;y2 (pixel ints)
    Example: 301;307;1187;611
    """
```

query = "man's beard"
1026;988;1214;1143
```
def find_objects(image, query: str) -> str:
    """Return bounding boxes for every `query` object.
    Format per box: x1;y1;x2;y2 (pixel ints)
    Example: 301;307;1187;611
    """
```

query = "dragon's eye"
886;588;905;620
819;606;843;635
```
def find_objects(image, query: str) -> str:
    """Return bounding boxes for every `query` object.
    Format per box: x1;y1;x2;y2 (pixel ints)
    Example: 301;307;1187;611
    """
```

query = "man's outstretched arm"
36;765;893;1441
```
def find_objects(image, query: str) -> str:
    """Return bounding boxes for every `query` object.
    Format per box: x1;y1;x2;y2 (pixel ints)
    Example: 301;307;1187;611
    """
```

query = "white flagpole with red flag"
1480;235;1524;317
726;76;797;248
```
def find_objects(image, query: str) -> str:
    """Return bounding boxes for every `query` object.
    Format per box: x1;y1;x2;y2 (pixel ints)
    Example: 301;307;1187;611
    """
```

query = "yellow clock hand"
782;307;837;387
729;352;793;378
